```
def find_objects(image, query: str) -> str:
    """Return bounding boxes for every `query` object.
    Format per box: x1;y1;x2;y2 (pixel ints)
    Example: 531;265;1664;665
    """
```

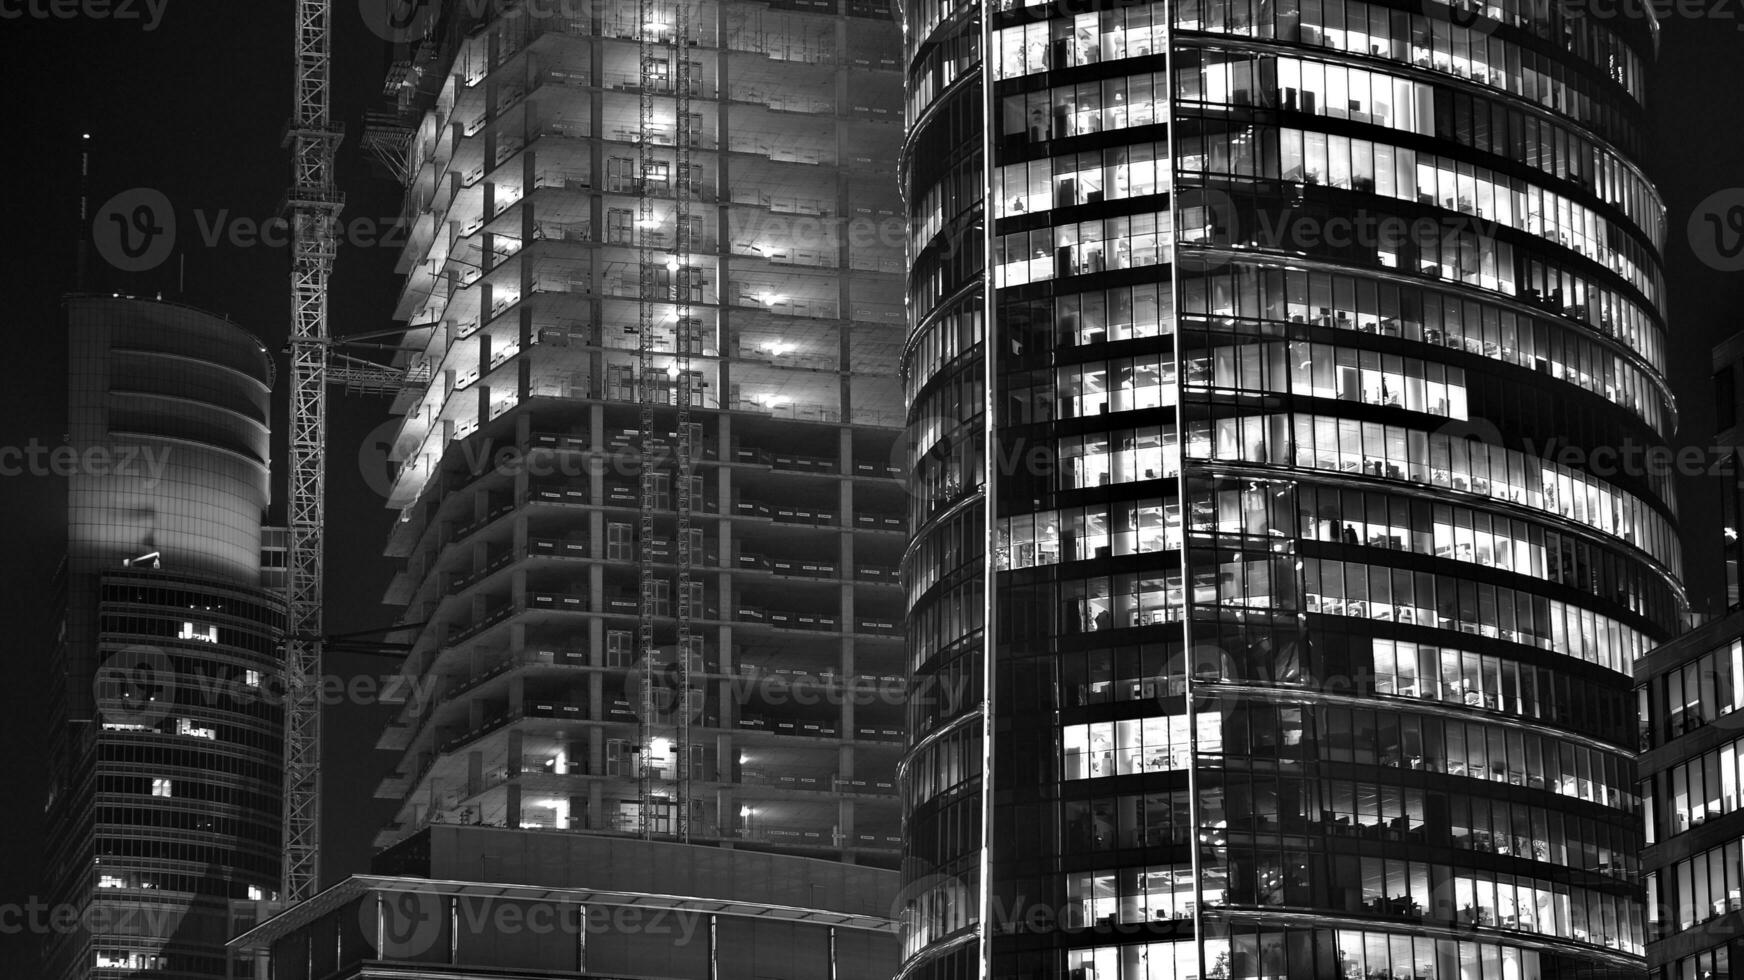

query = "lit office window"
179;621;218;643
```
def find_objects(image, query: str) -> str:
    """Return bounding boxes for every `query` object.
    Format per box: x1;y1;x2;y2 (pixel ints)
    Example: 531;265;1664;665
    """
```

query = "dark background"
0;5;409;973
0;2;1740;975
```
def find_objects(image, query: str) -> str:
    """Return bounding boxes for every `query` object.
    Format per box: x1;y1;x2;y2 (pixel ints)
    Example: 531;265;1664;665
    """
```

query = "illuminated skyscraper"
1635;607;1744;980
235;0;910;975
362;0;907;870
208;0;916;965
45;295;284;980
1631;327;1744;980
898;0;1677;977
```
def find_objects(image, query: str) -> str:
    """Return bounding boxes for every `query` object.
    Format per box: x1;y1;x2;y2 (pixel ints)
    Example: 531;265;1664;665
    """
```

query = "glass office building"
45;296;284;980
1636;607;1744;980
897;0;1677;977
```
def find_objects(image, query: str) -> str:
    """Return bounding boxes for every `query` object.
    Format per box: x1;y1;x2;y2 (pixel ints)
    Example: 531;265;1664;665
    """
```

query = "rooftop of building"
1635;605;1744;684
64;291;276;388
231;828;899;953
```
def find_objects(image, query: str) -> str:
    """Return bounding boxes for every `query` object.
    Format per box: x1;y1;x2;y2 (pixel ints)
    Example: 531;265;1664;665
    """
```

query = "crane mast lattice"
282;0;342;906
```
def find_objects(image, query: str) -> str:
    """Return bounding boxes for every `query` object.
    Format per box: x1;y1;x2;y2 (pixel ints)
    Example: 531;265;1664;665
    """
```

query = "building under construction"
360;0;907;877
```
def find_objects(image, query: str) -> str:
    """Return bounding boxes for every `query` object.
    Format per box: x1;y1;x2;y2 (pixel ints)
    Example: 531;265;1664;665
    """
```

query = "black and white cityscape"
5;0;1744;978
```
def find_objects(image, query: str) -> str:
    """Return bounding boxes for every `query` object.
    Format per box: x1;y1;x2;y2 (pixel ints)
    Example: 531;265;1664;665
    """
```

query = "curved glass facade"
45;574;285;980
898;0;1675;976
63;295;276;586
47;296;283;980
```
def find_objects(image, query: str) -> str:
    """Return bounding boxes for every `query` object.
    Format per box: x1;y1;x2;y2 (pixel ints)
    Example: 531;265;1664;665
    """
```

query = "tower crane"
281;0;435;902
277;0;698;902
281;0;341;906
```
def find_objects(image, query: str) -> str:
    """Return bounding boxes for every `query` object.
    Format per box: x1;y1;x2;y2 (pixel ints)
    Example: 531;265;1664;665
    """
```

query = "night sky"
1;4;409;973
1;0;1741;974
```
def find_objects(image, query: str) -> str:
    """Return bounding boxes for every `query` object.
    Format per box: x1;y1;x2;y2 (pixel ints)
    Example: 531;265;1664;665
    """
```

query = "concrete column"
590;404;607;505
719;786;736;844
714;623;731;728
512;500;529;558
588;644;604;724
513;410;533;514
839;638;856;744
467;750;484;796
590;505;606;559
588;40;607;382
840;325;853;419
